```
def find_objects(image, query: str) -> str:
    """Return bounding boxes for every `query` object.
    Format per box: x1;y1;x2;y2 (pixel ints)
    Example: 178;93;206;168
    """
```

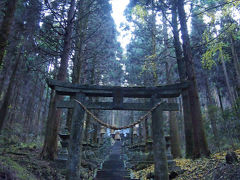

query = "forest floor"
0;134;240;180
0;134;65;180
133;148;240;180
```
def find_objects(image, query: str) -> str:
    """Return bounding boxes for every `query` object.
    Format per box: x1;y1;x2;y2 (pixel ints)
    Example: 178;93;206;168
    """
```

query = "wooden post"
66;93;86;180
151;99;169;180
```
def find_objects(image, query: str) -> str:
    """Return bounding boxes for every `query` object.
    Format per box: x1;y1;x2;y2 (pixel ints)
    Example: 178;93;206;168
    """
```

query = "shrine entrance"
47;79;189;180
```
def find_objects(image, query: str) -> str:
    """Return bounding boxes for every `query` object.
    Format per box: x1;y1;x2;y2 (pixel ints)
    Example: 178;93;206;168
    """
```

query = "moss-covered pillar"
151;99;169;180
66;93;86;180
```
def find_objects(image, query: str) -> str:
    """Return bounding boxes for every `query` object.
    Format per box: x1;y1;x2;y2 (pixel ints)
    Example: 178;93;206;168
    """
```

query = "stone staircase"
95;141;138;180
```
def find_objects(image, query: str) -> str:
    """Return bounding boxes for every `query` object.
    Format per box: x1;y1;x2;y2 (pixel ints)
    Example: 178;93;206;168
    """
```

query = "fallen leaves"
131;148;240;180
132;164;154;179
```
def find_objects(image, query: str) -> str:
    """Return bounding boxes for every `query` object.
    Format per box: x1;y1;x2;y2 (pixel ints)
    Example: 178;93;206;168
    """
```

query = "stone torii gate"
47;79;189;180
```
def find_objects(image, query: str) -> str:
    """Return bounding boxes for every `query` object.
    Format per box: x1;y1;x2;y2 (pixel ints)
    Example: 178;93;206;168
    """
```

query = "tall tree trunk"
177;0;210;157
217;88;224;114
0;47;22;133
220;50;235;106
72;0;89;84
205;73;220;149
41;0;76;160
150;1;158;85
162;8;181;158
0;63;11;101
42;87;50;133
83;55;97;143
230;35;240;96
35;83;45;135
24;77;39;138
9;78;20;126
171;0;194;158
66;0;90;131
0;0;18;66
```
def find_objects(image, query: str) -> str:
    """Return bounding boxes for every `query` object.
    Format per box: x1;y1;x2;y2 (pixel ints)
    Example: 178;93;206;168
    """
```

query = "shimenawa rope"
73;99;162;130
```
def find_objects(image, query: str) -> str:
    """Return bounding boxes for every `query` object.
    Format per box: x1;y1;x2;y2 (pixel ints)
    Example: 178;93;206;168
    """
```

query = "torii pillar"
151;97;169;180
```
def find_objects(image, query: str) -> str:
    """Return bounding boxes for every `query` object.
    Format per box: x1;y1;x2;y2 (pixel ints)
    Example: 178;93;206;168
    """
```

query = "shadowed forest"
0;0;240;180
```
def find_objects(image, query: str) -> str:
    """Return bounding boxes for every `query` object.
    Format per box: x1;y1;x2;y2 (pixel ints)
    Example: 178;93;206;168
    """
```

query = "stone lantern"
133;126;138;145
114;131;121;141
110;129;115;139
133;127;138;136
57;128;70;162
100;126;106;136
100;126;106;144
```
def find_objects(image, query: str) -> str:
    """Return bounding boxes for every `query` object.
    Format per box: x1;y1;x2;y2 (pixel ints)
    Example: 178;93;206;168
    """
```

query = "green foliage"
8;104;12;109
0;156;37;180
197;0;240;72
215;106;239;147
131;5;147;23
207;104;219;115
201;31;230;69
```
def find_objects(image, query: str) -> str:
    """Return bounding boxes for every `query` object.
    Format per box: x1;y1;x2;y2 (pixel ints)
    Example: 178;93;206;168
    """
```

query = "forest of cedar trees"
0;0;240;180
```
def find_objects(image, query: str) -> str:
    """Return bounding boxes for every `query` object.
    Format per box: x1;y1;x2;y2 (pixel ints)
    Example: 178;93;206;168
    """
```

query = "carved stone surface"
57;129;70;162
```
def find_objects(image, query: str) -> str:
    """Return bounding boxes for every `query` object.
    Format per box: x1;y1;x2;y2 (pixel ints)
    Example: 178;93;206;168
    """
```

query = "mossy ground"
0;156;36;180
0;132;109;179
132;149;240;180
0;134;64;180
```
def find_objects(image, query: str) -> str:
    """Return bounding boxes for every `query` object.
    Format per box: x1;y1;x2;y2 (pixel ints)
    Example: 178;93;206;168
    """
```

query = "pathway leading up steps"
95;141;138;180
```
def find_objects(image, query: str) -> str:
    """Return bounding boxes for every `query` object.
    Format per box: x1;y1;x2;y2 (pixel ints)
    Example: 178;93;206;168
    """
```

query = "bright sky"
110;1;240;51
109;0;190;50
110;0;131;49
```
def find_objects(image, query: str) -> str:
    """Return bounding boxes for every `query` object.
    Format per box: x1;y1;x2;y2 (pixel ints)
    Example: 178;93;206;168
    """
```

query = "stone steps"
95;142;138;180
96;170;130;178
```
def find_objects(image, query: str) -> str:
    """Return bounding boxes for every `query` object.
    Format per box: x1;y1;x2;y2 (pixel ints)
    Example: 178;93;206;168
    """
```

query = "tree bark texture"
35;83;45;135
41;0;76;160
163;14;182;157
0;47;22;132
178;0;210;158
171;0;194;158
220;50;235;106
65;0;90;132
230;36;240;96
205;73;220;149
0;0;18;66
72;0;90;84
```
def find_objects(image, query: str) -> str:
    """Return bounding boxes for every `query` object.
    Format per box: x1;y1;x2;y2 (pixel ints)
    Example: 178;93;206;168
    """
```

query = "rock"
169;171;178;179
146;172;154;179
134;163;148;171
226;151;239;164
146;170;182;179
